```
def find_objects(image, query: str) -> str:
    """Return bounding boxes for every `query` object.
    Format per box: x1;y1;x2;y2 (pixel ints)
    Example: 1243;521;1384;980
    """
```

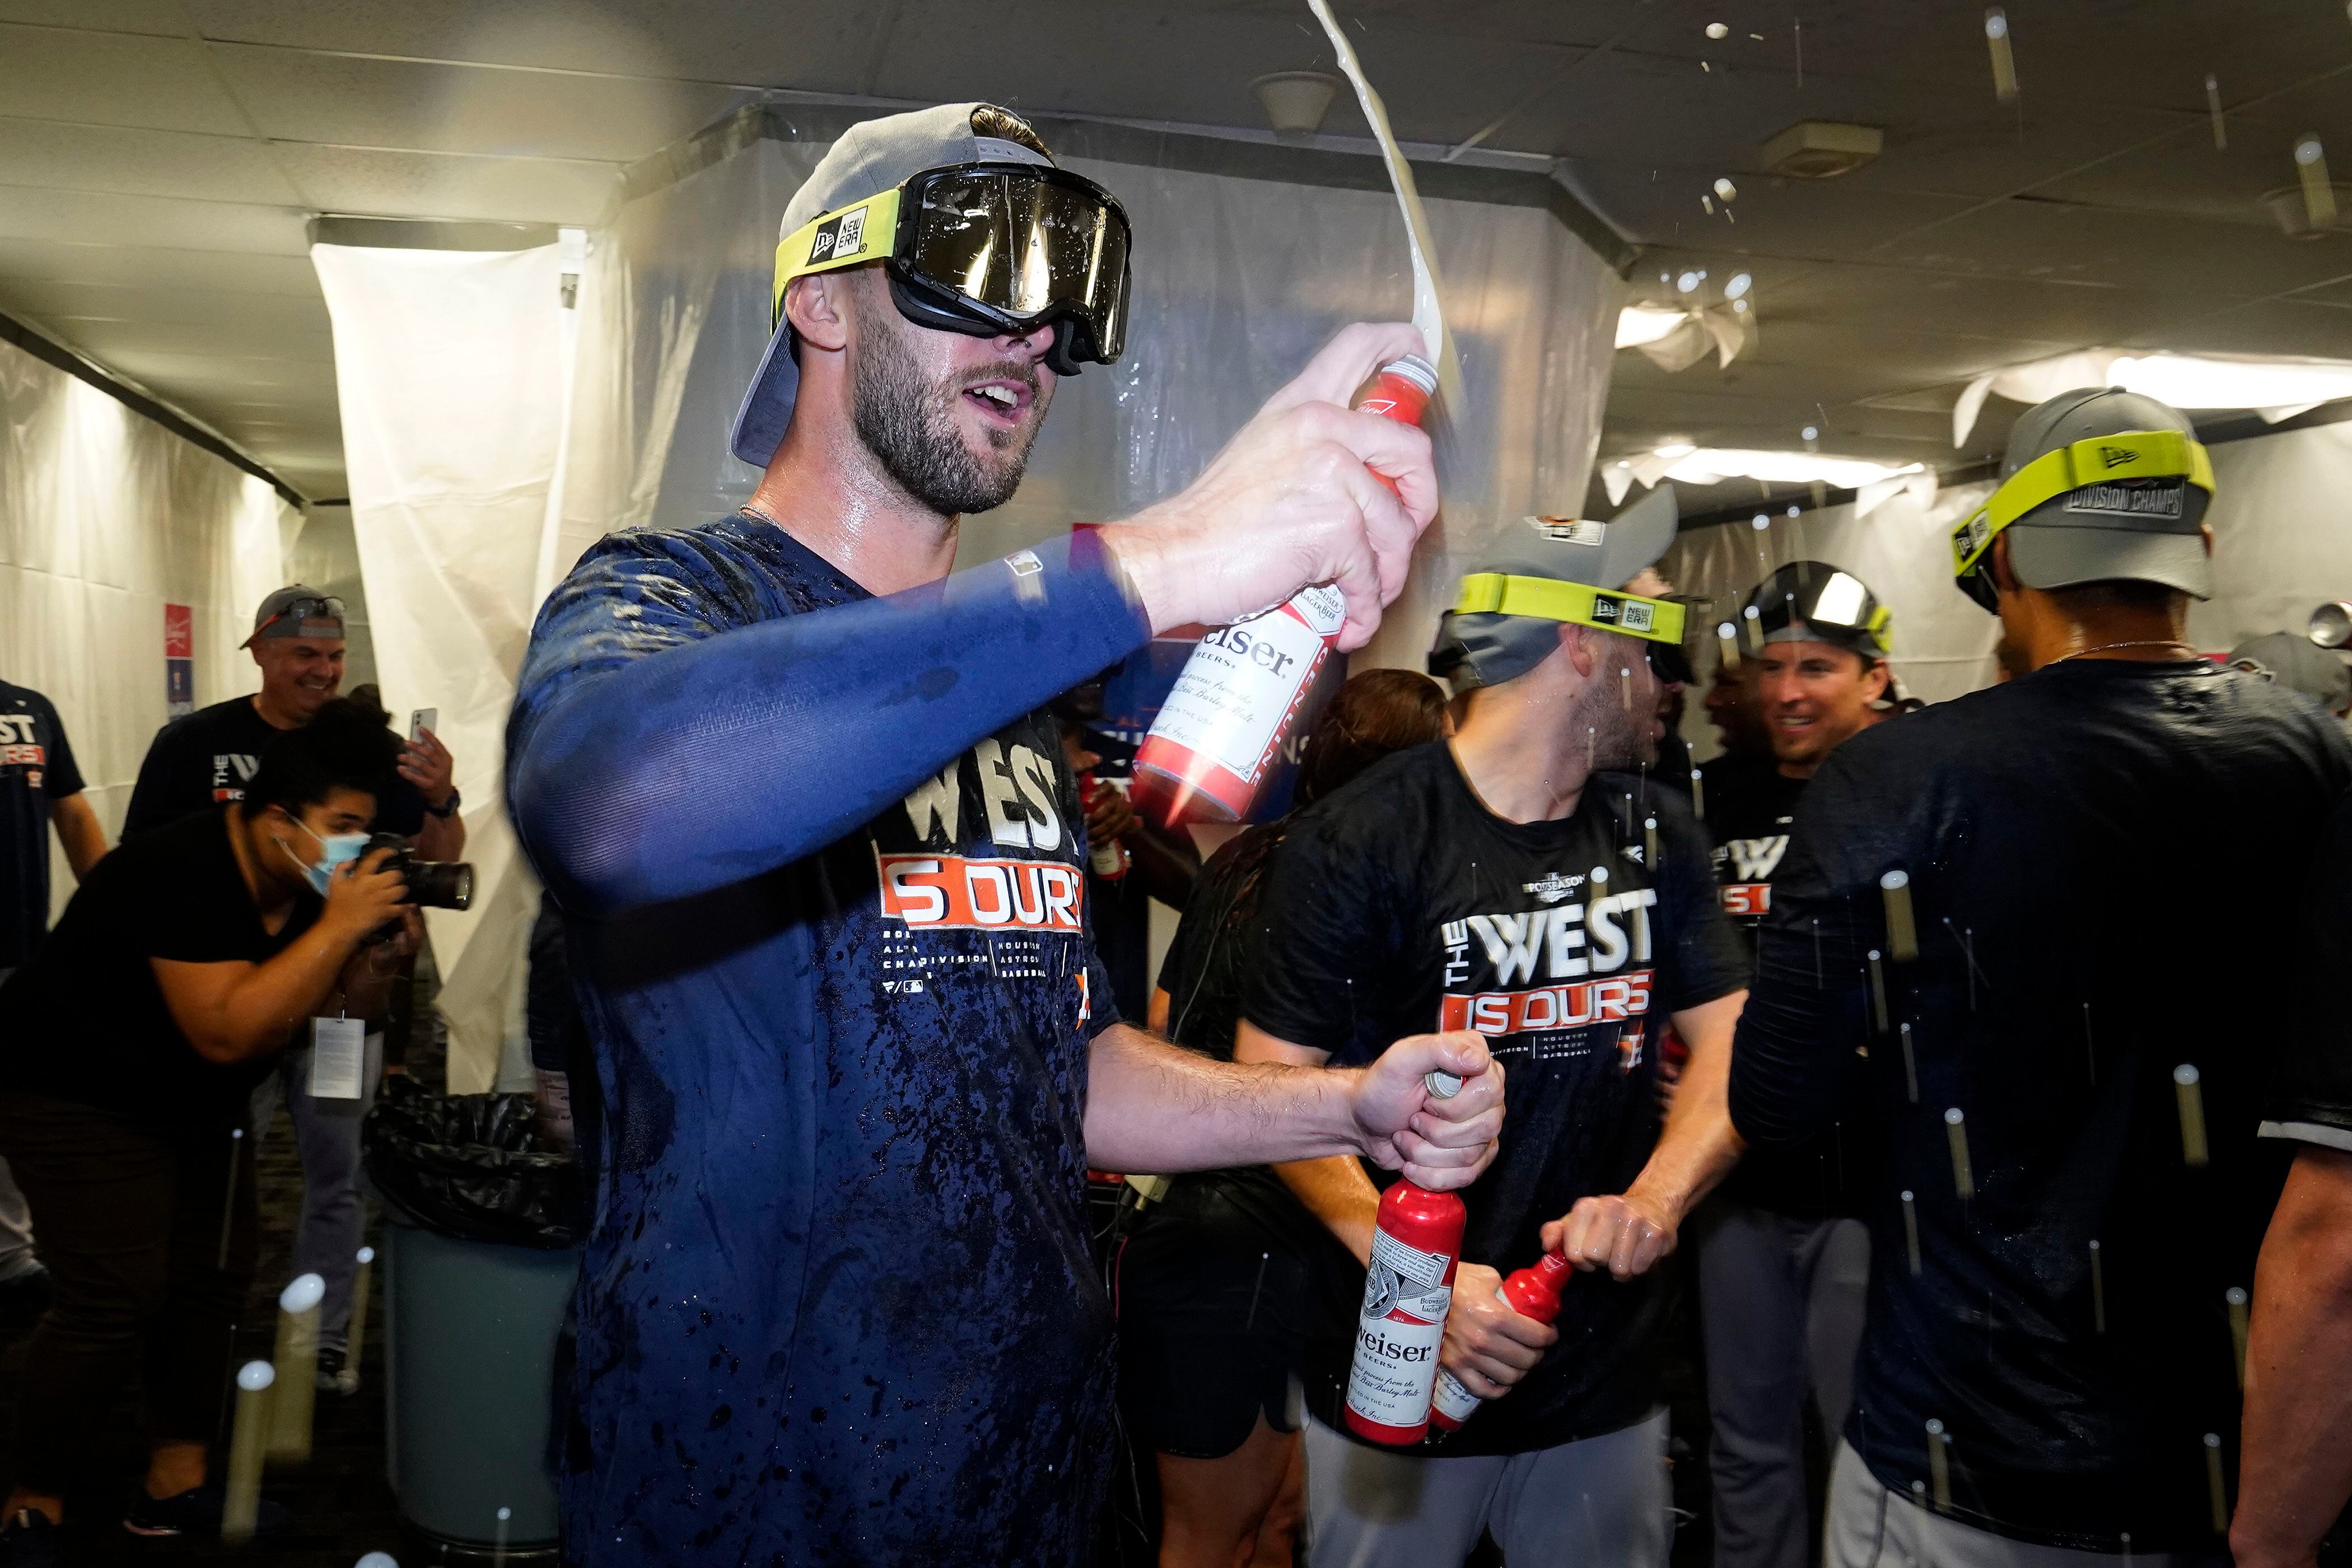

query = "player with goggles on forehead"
1723;388;2352;1565
1233;488;1748;1567
506;103;1503;1566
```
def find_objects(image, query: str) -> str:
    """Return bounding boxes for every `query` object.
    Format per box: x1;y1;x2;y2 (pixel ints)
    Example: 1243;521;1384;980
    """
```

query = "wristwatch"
425;788;462;819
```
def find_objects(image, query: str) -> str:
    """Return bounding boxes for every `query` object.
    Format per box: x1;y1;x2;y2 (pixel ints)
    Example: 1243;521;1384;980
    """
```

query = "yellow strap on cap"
1452;574;1688;645
770;186;904;328
1949;428;2215;578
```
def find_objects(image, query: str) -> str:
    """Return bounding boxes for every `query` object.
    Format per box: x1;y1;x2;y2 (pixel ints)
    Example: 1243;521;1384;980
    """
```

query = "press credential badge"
309;1015;366;1099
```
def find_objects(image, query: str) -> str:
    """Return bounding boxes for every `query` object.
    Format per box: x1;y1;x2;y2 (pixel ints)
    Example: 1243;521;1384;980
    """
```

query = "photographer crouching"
0;699;420;1553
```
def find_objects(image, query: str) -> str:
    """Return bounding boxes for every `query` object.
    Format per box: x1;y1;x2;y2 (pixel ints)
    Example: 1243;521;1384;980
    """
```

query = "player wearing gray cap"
1693;559;1897;1568
506;103;1504;1564
1727;388;2352;1564
1237;490;1748;1567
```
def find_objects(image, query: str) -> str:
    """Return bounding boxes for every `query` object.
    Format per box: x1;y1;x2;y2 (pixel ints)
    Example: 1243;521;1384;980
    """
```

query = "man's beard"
851;304;1042;516
1572;638;1657;771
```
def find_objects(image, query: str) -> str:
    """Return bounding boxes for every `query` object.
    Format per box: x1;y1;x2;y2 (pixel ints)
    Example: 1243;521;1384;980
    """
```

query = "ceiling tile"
272;143;620;225
0;2;193;31
0;24;253;135
0;239;319;293
46;313;330;363
185;0;877;94
0;116;302;204
204;43;755;163
1872;195;2352;298
0;185;307;253
871;0;1578;146
0;277;329;332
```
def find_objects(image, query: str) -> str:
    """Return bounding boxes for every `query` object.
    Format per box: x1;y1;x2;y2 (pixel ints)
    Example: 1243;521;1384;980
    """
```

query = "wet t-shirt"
0;680;85;970
1701;754;1869;1219
508;516;1128;1565
1728;660;2352;1549
1244;743;1746;1455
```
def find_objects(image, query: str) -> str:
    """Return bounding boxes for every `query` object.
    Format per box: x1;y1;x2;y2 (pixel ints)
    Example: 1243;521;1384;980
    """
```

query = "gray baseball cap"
1999;387;2214;600
242;585;344;648
729;103;1057;469
2230;631;2352;715
1429;484;1686;691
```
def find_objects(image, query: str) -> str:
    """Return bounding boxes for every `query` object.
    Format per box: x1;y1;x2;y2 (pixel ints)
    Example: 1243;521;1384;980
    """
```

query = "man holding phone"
124;587;465;864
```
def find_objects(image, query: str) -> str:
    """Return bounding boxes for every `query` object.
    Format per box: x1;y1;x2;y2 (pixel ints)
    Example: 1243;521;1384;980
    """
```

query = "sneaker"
0;1268;53;1345
0;1509;59;1567
316;1346;360;1396
122;1484;287;1539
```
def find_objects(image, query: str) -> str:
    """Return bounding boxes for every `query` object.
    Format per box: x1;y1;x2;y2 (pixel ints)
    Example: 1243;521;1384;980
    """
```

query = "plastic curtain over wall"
1658;480;2003;760
311;244;574;1094
0;337;288;917
2194;421;2352;654
557;126;1625;675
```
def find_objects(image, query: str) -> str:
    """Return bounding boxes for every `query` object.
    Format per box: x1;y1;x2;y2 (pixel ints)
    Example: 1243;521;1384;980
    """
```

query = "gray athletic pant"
0;971;36;1282
250;1031;384;1354
1824;1441;2191;1568
1696;1200;1871;1568
1302;1407;1672;1567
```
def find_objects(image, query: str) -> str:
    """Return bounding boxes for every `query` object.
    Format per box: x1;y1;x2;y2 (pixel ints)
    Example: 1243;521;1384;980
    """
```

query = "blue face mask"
281;816;367;897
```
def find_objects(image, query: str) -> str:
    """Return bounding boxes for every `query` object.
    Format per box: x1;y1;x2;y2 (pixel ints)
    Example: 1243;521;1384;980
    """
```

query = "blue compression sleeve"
507;528;1151;916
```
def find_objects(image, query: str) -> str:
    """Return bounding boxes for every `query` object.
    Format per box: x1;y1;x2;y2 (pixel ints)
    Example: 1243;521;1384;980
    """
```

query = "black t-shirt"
2274;787;2352;1152
1244;741;1747;1455
124;696;426;839
0;681;86;971
1700;752;1869;1219
1727;660;2352;1549
0;808;318;1133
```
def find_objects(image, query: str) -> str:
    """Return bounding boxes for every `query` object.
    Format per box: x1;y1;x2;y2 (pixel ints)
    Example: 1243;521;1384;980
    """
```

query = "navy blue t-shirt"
508;515;1138;1565
1;680;86;970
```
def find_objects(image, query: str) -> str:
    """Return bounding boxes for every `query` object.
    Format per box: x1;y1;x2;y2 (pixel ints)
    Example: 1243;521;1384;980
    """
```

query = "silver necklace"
2055;638;2196;662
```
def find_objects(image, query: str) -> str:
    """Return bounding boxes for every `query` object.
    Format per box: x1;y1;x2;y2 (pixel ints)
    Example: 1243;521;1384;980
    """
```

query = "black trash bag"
363;1076;580;1249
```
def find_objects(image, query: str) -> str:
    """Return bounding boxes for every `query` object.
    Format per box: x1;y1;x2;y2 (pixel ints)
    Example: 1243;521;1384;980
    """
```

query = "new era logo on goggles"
772;162;1132;378
1949;428;2214;609
1452;574;1694;681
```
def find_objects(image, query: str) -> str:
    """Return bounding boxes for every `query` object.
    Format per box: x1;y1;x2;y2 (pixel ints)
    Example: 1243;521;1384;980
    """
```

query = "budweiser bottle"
1344;1177;1466;1445
1427;1252;1574;1432
1132;355;1438;825
1078;774;1129;880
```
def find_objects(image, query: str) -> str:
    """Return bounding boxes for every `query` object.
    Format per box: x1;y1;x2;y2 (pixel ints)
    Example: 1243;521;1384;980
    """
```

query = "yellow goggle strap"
1452;575;1688;645
770;186;905;328
1949;429;2215;578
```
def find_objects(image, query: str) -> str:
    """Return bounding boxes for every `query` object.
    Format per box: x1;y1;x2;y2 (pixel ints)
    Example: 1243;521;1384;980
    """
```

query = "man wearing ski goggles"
509;101;1493;1568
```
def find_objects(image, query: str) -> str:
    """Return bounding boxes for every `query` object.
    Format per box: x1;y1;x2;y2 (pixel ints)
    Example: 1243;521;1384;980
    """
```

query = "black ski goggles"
771;161;1132;377
1745;563;1892;659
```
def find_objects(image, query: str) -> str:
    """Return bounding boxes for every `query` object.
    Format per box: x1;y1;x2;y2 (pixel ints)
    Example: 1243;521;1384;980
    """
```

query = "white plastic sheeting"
319;122;1621;1081
561;125;1625;676
312;244;574;1093
1658;480;2003;760
2194;419;2352;653
0;337;288;918
1952;350;2352;447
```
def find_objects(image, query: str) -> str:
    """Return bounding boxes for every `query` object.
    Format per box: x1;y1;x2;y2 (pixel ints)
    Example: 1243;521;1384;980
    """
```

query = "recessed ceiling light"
1761;120;1884;180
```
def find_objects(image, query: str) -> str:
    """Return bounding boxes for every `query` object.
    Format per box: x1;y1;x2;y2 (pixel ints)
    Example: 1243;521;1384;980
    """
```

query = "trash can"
364;1079;580;1560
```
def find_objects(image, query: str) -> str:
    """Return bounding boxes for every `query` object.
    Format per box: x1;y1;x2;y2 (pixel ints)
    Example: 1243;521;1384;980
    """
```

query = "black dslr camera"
363;832;475;911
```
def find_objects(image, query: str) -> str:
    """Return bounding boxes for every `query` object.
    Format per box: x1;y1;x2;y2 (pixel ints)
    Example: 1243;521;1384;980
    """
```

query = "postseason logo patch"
2063;479;2186;520
1586;591;1656;634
